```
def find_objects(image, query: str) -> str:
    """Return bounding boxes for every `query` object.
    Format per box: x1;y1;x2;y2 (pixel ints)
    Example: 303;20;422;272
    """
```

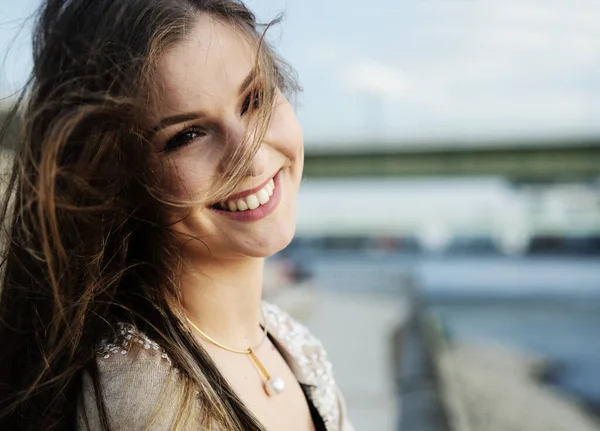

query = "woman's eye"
241;91;261;116
163;128;206;152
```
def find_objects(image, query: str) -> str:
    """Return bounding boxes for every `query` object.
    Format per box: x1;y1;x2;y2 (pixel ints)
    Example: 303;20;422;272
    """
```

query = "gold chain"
184;311;268;354
185;311;279;389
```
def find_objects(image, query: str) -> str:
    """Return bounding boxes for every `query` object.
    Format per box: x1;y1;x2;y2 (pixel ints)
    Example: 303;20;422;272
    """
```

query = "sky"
2;0;600;148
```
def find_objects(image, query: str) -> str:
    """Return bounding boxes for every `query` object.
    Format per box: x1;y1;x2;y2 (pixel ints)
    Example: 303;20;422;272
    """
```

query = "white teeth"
246;194;259;210
219;177;276;212
236;199;248;211
257;189;269;205
266;181;274;196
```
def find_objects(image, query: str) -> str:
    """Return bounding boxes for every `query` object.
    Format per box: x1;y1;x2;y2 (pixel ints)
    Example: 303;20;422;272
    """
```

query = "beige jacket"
78;301;354;431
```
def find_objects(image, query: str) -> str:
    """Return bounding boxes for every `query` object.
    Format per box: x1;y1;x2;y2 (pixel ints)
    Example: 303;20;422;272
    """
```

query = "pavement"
270;287;409;431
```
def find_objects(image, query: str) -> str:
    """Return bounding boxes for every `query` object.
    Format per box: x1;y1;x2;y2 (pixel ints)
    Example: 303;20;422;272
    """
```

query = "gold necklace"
185;312;285;397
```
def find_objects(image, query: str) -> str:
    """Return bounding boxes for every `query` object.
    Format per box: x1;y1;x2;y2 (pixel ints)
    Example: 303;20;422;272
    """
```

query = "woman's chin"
239;226;296;258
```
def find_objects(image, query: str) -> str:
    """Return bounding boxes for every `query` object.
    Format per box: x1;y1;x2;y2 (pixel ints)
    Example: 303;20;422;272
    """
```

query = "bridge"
303;138;600;181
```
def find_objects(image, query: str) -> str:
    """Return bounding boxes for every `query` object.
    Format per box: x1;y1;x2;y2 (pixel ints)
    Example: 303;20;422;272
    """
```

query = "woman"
0;0;353;430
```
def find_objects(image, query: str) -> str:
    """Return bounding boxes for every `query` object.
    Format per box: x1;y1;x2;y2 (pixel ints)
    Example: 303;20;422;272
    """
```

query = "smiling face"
149;15;303;261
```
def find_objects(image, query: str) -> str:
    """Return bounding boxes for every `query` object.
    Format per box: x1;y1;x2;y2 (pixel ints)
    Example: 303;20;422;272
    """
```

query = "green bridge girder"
303;139;600;181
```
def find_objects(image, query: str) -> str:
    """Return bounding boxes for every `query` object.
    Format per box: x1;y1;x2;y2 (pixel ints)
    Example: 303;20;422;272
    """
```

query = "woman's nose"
248;144;267;178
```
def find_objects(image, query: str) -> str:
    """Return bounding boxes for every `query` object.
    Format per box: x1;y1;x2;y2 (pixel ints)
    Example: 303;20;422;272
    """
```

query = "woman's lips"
209;170;282;222
220;172;276;202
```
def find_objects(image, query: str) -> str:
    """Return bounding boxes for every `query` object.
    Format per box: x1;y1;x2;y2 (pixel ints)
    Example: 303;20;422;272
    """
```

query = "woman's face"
150;15;303;261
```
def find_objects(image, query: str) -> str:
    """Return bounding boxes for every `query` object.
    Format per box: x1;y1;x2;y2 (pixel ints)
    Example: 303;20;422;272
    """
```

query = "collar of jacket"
261;301;341;431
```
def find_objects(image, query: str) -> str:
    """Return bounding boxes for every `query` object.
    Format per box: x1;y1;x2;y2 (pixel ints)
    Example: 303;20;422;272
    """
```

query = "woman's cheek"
166;156;215;198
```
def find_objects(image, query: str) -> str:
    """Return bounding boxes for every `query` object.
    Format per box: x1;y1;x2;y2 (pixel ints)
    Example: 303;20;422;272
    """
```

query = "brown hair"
0;0;299;430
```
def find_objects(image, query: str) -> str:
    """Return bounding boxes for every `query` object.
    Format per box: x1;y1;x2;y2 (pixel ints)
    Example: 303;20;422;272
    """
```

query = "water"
431;301;600;409
294;250;600;410
417;256;600;410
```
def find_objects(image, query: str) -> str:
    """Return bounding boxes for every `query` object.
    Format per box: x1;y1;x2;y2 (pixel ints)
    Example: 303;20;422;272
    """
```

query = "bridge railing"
394;276;470;431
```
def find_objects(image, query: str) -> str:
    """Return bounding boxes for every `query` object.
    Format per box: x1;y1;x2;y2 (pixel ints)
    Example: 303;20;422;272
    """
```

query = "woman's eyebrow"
150;112;205;137
150;70;256;137
238;69;255;96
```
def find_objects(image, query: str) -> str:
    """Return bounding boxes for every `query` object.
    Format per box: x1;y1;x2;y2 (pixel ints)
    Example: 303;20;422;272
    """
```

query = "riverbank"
437;342;600;431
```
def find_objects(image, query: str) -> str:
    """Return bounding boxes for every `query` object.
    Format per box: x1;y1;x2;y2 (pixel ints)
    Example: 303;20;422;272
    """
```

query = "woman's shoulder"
97;321;177;369
78;323;188;430
92;321;181;390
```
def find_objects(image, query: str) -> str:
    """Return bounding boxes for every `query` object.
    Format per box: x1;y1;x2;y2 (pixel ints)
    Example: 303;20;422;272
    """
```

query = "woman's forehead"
154;15;256;115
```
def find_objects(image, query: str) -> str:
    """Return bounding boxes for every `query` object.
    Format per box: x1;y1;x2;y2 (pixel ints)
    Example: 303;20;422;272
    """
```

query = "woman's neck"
179;255;265;350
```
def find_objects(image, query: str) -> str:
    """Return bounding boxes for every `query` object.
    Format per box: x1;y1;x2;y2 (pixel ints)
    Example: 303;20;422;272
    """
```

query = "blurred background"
2;0;600;430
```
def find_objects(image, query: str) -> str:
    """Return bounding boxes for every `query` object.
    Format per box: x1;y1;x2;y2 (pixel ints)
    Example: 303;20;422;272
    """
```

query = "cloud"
370;0;600;140
341;59;407;99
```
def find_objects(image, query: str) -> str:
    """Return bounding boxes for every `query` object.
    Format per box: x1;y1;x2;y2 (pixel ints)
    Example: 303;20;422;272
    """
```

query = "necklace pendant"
264;375;285;397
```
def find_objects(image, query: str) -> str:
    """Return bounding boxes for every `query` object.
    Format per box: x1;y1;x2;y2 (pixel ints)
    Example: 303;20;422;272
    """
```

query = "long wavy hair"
0;0;299;429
